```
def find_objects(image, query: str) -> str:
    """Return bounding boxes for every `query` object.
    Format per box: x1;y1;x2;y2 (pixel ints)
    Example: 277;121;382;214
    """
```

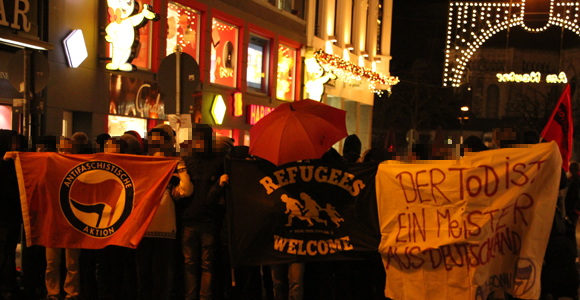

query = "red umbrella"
249;99;348;166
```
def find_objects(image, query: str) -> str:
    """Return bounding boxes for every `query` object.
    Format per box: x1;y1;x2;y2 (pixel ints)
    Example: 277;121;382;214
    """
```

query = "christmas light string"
444;0;580;87
313;49;399;96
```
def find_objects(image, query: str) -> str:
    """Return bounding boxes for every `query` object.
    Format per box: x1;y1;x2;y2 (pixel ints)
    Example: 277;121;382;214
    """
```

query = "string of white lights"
443;0;578;87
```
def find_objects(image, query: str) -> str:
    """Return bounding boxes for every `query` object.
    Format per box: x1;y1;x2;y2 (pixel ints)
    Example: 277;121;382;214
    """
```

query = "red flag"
13;152;178;249
541;84;573;171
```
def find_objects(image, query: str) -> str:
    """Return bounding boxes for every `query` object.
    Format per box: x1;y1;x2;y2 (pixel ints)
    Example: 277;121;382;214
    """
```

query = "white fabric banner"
376;142;562;300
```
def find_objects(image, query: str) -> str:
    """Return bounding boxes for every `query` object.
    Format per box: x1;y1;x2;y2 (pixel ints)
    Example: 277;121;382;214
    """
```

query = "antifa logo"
59;161;134;238
553;103;569;149
512;258;536;296
281;192;345;228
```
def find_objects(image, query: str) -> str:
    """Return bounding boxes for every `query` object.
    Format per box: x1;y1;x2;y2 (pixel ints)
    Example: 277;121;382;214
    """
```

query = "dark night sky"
389;0;580;82
390;0;449;84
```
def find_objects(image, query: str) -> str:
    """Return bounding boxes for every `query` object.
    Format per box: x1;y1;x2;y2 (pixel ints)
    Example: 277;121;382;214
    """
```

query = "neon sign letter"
105;1;159;72
546;72;568;84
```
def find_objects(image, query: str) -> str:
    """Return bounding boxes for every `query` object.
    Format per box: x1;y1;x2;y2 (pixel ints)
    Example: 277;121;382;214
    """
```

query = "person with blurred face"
47;138;81;300
98;136;139;300
0;130;23;300
136;127;192;300
179;124;229;300
105;137;129;154
58;137;76;154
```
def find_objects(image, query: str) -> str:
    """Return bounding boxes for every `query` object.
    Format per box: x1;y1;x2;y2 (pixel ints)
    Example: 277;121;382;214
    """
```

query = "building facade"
1;0;308;145
305;0;396;153
0;0;396;153
449;46;572;147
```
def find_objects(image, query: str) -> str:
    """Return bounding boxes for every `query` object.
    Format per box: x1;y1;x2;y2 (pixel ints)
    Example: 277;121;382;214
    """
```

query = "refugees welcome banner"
226;159;381;268
12;152;178;249
376;142;562;300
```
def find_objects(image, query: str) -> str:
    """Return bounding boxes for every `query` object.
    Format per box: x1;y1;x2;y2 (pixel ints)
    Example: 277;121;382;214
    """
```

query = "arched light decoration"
211;95;227;124
314;50;399;96
443;0;580;87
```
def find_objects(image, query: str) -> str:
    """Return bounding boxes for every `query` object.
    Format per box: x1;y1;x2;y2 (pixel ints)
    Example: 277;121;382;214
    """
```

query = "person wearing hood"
179;124;229;300
342;134;361;163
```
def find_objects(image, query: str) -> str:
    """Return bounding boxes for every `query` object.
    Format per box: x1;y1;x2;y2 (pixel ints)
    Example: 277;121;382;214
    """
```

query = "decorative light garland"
167;3;198;53
212;19;235;31
444;0;580;87
314;49;399;96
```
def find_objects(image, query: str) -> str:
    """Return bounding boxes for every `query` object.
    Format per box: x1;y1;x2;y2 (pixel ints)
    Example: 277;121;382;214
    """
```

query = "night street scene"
1;0;580;300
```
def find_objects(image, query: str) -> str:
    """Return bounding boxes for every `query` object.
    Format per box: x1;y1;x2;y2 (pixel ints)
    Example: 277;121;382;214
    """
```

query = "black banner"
226;159;381;268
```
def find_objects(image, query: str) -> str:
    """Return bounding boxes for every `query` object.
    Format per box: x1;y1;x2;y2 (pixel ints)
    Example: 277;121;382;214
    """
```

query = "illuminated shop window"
214;129;232;138
0;105;12;130
109;74;166;120
108;115;147;138
131;0;154;69
210;18;238;87
167;2;200;60
277;44;296;101
247;34;269;93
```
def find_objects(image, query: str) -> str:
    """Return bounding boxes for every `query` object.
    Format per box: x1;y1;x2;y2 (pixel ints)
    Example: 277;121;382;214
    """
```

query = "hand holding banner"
13;152;178;249
376;142;562;300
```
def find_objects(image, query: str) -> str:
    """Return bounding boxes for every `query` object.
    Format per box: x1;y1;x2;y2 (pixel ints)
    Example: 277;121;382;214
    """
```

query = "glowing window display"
107;115;147;138
132;0;153;69
247;35;269;92
166;2;200;60
106;0;155;70
210;18;238;87
0;105;12;130
214;129;232;139
277;44;296;101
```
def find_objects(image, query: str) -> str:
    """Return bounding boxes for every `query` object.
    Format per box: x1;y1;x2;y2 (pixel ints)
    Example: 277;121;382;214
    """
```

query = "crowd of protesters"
0;126;579;300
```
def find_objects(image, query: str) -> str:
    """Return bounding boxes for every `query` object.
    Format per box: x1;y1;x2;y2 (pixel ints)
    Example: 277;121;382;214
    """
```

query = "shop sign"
345;80;363;90
63;30;88;68
496;71;568;84
247;104;273;125
0;51;20;100
109;74;165;119
277;45;295;100
233;92;243;117
211;95;226;125
167;113;192;129
104;1;159;72
0;0;32;32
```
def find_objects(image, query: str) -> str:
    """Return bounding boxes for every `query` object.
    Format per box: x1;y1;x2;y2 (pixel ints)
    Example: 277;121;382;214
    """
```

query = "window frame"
276;36;302;101
247;23;276;96
164;0;207;77
166;2;202;62
209;10;245;89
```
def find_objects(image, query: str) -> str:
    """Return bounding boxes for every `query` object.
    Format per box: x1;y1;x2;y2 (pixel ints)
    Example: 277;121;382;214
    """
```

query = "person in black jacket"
179;124;229;300
0;130;23;300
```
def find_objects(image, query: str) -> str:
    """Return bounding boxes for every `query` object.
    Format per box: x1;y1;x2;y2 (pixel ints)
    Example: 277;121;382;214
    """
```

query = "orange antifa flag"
541;84;573;171
12;152;179;249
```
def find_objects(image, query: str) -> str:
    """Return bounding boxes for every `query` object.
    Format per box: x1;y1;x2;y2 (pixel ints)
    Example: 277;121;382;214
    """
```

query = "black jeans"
98;246;137;300
0;223;20;297
182;223;218;300
136;237;174;300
